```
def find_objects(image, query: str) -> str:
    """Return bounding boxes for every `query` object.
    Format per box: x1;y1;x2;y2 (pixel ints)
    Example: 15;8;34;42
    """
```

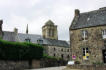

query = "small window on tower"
52;29;54;37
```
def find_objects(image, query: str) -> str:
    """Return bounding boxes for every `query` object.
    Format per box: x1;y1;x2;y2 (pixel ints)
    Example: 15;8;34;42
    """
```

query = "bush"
43;54;63;61
0;39;43;60
75;61;80;64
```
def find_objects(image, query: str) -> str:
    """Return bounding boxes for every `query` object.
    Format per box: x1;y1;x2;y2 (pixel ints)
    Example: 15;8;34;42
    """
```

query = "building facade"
70;7;106;64
39;20;70;60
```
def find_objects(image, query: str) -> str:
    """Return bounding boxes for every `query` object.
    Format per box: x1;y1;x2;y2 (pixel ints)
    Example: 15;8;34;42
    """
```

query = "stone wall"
0;60;29;70
70;26;106;64
67;65;106;70
0;59;67;70
32;59;67;69
44;45;71;61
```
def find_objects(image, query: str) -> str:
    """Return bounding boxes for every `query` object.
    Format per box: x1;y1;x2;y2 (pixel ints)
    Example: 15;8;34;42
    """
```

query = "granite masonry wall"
0;59;67;70
44;45;71;61
70;26;106;64
0;60;29;70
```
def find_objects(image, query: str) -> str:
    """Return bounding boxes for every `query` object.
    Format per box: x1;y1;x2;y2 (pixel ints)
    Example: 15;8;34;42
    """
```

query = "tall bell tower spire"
26;24;28;34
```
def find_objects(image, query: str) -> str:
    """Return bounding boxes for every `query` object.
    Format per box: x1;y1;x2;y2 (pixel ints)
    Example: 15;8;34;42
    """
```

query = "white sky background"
0;0;106;41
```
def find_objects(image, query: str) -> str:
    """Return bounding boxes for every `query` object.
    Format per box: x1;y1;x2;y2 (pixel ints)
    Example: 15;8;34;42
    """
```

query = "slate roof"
17;33;42;43
2;31;69;48
38;38;69;48
45;20;54;26
70;7;106;30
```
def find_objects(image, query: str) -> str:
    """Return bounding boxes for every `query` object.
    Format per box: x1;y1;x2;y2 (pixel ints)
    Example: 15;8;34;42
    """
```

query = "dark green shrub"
0;39;43;60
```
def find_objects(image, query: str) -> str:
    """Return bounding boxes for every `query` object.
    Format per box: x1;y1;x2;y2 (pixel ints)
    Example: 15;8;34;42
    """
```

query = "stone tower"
42;20;58;40
0;20;3;39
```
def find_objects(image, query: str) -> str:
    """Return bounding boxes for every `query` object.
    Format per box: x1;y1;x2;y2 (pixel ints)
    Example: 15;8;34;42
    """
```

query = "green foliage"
43;54;62;60
0;39;43;60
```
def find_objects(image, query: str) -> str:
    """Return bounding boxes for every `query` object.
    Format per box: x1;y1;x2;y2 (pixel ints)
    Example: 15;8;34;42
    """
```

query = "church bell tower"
42;20;58;40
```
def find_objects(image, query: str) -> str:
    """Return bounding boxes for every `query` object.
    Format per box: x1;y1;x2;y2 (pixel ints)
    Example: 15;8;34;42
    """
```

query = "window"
25;38;30;42
48;29;51;37
104;40;106;47
54;54;56;57
67;55;70;59
83;48;89;60
54;48;56;51
48;29;54;37
102;29;106;39
37;39;43;44
67;49;69;52
61;49;63;52
61;54;64;59
51;29;54;37
81;30;88;40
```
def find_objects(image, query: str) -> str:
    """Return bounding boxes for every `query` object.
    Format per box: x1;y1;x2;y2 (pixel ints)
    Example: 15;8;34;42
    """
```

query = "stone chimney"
75;9;80;16
0;20;3;39
14;28;18;34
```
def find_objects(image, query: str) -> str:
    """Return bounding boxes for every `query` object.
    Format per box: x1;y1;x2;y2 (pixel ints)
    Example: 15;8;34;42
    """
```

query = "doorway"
102;50;106;63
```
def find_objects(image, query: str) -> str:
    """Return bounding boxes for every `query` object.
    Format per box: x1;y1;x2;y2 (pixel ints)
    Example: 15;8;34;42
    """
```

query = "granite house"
70;7;106;64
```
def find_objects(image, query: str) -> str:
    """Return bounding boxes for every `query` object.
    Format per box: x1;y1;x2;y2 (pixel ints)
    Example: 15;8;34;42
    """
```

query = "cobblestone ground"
27;66;66;70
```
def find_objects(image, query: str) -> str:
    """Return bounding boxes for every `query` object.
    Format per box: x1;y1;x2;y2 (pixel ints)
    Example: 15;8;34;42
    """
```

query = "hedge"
0;39;43;60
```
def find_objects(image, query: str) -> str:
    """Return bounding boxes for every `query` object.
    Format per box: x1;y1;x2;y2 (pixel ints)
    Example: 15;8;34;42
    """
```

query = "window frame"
83;47;89;60
102;29;106;39
81;30;88;41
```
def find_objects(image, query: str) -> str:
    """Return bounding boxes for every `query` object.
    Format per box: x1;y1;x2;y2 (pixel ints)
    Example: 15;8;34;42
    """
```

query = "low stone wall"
0;60;29;70
0;59;67;70
67;65;106;70
31;59;67;69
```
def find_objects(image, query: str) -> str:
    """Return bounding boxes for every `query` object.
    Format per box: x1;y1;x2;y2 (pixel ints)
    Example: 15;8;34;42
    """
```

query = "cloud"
1;0;106;41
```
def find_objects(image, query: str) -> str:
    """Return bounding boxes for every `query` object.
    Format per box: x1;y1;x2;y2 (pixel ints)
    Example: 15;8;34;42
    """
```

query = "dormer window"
102;29;106;39
81;30;88;40
25;38;30;42
37;39;43;44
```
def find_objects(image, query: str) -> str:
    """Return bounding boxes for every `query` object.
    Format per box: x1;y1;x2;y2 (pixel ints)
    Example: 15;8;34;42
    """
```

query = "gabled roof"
70;7;106;30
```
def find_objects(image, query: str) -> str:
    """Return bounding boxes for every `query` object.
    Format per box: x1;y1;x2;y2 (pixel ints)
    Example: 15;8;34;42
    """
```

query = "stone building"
0;19;70;61
38;20;70;60
69;7;106;64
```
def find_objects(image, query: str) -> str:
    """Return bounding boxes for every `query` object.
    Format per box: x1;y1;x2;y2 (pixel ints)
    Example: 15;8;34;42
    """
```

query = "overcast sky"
0;0;106;41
